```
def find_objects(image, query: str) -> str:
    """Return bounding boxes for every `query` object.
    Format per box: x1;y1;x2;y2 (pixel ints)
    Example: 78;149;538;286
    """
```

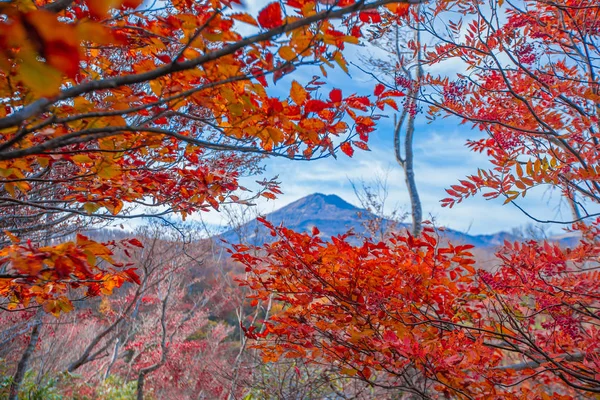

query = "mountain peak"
288;193;359;212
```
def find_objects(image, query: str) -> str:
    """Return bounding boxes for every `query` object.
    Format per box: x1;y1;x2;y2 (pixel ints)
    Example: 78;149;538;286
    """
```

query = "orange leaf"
86;0;122;18
279;45;297;61
231;13;258;26
290;81;308;104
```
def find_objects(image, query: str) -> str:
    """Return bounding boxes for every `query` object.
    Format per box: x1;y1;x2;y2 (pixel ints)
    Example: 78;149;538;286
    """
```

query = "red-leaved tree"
233;0;600;398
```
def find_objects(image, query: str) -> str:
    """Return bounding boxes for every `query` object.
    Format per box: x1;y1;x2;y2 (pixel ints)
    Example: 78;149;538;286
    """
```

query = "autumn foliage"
231;0;600;398
0;0;408;313
423;0;600;215
1;0;600;398
235;219;600;397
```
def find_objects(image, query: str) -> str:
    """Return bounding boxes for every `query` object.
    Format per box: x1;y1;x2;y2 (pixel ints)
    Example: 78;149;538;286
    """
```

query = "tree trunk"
403;109;423;237
136;280;170;400
9;321;41;400
394;22;423;237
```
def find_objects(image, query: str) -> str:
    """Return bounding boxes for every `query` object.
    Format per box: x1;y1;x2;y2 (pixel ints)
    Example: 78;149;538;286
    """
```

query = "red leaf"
382;90;405;98
124;268;141;285
374;83;385;97
155;54;171;63
122;0;143;8
346;96;371;110
305;99;329;113
359;10;382;23
258;3;283;29
340;142;354;157
353;141;370;151
329;88;342;103
128;238;144;248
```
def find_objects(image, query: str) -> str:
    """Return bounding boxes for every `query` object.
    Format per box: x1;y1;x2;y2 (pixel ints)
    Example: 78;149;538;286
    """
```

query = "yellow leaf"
99;297;113;314
343;35;359;45
0;168;12;178
202;31;223;42
4;230;20;243
77;21;113;44
290;81;307;105
58;297;74;313
96;161;121;179
340;367;358;376
279;46;297;62
4;182;15;197
320;64;327;77
267;127;284;144
72;154;93;164
18;54;63;97
83;202;101;214
15;181;31;193
333;52;349;74
228;102;244;116
11;0;37;11
112;200;123;215
150;80;162;96
37;157;49;168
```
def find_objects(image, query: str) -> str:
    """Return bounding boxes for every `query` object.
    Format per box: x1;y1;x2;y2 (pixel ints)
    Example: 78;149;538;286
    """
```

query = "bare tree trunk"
228;294;273;400
67;279;145;373
394;22;423;237
568;193;582;222
103;338;120;380
402;105;422;237
9;321;41;400
136;279;171;400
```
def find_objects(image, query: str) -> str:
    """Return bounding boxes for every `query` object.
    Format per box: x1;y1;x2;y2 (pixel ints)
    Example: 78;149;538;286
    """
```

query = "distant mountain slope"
218;193;578;248
219;193;377;245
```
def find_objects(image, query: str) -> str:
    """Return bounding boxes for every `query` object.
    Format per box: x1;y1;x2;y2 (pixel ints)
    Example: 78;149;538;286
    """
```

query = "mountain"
218;193;578;248
219;193;378;246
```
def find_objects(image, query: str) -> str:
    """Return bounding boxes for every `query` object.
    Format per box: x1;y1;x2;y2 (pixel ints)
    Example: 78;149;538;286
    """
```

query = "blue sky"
197;51;573;235
154;1;582;236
